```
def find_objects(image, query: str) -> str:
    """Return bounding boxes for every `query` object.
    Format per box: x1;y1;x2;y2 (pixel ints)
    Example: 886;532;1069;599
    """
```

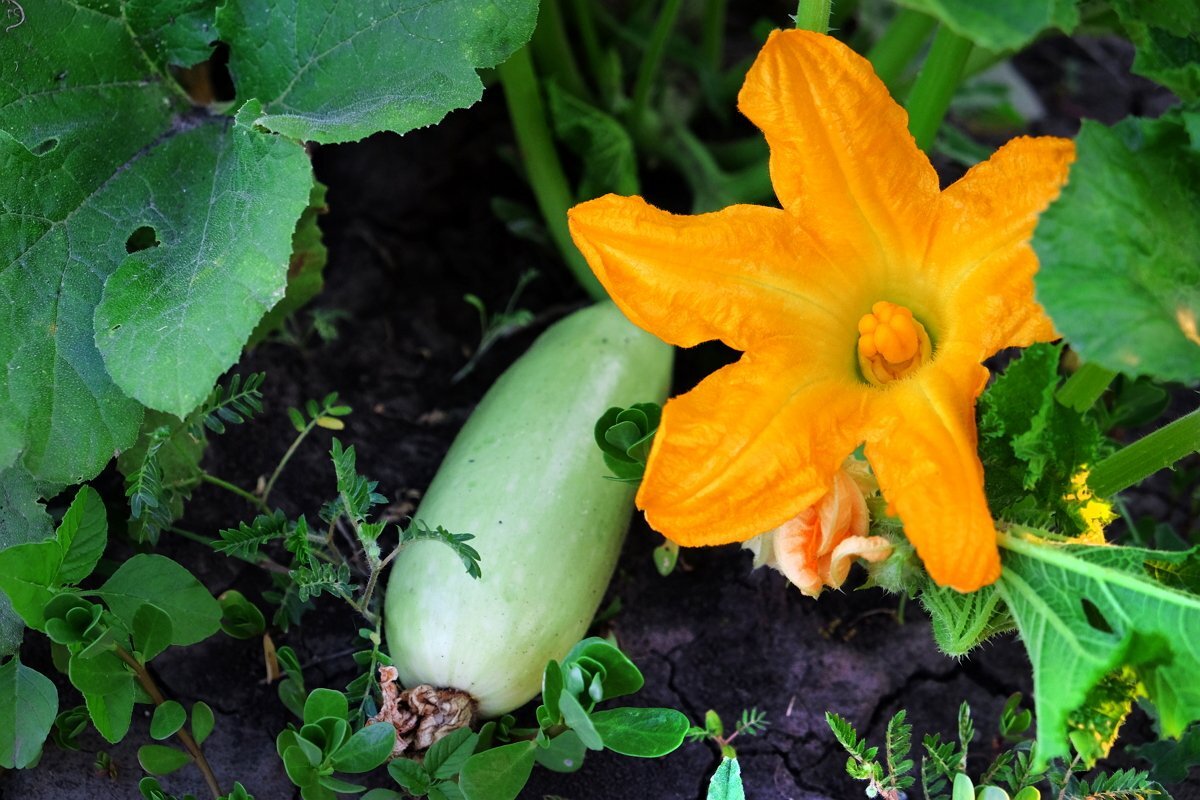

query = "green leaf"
303;688;349;725
126;0;220;70
387;757;432;795
0;658;58;769
330;721;395;773
192;701;216;746
1034;112;1200;384
547;84;639;197
563;637;644;701
318;775;367;794
893;0;1076;51
98;554;221;646
218;590;267;639
54;486;108;584
978;343;1106;536
93;112;313;415
70;651;136;744
250;181;330;343
996;530;1200;763
138;743;193;775
558;690;602;751
425;727;479;780
590;707;690;757
132;603;174;662
458;740;537;800
151;701;187;740
0;542;63;629
218;0;539;144
1109;0;1200;101
363;790;407;800
534;730;587;773
541;661;564;724
0;467;54;656
1131;721;1200;783
707;757;746;800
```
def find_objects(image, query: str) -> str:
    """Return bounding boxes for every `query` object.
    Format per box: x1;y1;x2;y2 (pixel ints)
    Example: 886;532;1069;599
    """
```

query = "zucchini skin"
384;302;672;718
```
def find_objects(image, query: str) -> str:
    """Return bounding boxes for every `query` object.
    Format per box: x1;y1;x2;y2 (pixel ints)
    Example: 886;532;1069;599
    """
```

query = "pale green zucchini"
384;302;672;718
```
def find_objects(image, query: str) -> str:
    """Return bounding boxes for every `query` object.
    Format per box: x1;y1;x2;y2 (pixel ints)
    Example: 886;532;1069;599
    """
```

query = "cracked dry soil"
5;31;1199;800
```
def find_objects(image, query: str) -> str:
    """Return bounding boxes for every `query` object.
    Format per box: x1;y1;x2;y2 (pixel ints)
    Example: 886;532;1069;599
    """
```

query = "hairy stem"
115;646;223;799
905;26;973;151
794;0;833;33
1089;407;1200;498
168;527;291;574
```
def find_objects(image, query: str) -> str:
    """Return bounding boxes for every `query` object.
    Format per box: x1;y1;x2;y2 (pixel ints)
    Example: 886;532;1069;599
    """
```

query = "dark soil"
5;29;1198;800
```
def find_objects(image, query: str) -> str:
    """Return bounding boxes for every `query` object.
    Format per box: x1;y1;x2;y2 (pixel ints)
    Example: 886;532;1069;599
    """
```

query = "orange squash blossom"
567;30;1075;592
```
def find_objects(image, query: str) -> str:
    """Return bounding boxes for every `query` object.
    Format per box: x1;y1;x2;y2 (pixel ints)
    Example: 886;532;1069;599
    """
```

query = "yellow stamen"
856;301;932;385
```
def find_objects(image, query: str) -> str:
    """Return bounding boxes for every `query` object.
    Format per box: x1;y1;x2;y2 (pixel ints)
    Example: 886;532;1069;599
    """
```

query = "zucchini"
384;302;672;718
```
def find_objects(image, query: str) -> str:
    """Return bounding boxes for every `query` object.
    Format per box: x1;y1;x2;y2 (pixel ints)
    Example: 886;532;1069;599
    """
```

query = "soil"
4;29;1198;800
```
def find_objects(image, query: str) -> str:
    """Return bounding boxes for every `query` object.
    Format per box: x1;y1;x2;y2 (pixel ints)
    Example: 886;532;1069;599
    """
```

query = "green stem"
904;26;973;152
531;0;592;100
497;46;606;301
701;0;727;72
794;0;833;33
1056;363;1118;413
199;473;268;513
567;0;606;98
1089;408;1200;498
867;9;936;91
262;420;318;505
114;646;223;799
630;0;683;133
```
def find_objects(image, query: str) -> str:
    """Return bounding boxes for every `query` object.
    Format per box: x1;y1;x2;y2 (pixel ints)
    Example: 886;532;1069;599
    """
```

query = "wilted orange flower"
745;459;891;597
568;30;1075;592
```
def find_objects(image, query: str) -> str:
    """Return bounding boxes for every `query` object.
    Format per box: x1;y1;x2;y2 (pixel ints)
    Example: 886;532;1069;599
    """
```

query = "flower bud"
744;460;891;597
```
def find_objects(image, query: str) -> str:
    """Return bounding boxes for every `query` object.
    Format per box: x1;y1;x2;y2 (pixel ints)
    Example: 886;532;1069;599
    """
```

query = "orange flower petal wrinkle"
864;345;997;591
738;29;939;272
930;136;1076;356
568;195;858;354
638;342;871;547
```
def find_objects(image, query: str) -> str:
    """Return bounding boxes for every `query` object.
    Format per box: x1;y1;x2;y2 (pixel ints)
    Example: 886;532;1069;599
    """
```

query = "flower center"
856;301;932;385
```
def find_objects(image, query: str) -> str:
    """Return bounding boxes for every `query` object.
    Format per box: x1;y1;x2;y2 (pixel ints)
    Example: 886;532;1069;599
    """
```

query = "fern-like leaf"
402;520;482;579
321;438;386;526
215;510;289;560
885;709;915;791
1073;769;1165;800
191;372;266;437
291;561;356;603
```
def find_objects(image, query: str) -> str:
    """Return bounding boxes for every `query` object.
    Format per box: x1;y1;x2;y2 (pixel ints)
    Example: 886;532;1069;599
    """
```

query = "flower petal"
637;343;871;547
930;135;1075;356
738;30;939;270
864;346;999;591
568;195;861;354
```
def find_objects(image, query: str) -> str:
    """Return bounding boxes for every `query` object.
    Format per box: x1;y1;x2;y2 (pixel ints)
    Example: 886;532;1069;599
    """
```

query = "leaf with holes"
217;0;539;144
996;530;1200;764
0;2;311;485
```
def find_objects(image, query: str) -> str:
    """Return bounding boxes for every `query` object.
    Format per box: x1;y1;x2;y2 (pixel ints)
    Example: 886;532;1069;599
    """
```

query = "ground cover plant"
1;0;1199;798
